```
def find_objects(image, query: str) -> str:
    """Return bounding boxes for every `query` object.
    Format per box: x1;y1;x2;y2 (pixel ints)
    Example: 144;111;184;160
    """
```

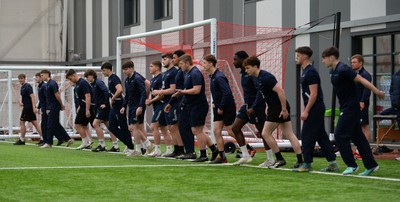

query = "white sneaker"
335;151;341;156
147;150;162;157
66;139;74;147
40;143;52;148
259;160;275;168
127;150;142;157
396;157;400;161
233;156;253;165
123;146;129;154
162;150;173;157
145;143;155;155
76;143;89;150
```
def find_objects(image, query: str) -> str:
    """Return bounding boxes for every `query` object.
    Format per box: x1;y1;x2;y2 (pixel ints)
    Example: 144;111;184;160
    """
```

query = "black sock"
296;154;303;163
275;152;284;160
219;151;225;159
200;149;207;157
173;145;178;153
209;144;217;152
179;146;185;154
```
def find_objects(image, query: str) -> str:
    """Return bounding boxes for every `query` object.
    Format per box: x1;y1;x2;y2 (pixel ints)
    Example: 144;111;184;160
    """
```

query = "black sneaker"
56;140;65;146
209;156;227;164
271;160;286;168
235;151;243;158
107;146;120;152
210;150;219;161
37;140;45;146
373;147;383;155
163;152;179;158
379;145;394;153
84;144;92;149
192;156;209;162
177;153;197;160
92;145;106;152
291;162;302;168
141;148;147;155
13;140;25;145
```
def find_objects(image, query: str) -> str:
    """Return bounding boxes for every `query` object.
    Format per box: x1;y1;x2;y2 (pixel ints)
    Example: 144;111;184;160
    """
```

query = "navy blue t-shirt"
123;71;147;109
108;74;124;102
74;78;92;109
37;81;47;112
241;69;259;105
175;67;185;91
46;79;61;109
330;61;358;111
355;67;371;105
150;73;163;107
91;78;110;108
162;67;178;103
301;64;324;106
21;83;34;109
184;66;207;105
210;69;234;109
256;70;281;108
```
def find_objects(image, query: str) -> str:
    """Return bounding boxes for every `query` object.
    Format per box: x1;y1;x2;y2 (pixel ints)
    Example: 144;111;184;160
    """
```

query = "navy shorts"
128;106;145;125
188;102;209;127
164;103;178;125
152;104;167;126
213;103;236;126
95;106;110;121
360;105;369;125
75;107;95;126
236;104;266;124
266;101;291;123
20;107;37;122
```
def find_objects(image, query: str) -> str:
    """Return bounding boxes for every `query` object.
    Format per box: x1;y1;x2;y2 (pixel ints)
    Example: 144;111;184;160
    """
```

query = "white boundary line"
1;141;400;182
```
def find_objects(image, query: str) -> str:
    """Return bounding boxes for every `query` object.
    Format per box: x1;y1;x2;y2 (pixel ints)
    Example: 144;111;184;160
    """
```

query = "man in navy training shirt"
14;74;43;145
66;69;95;150
39;69;73;148
322;46;384;176
293;46;338;172
167;54;218;162
84;69;119;152
202;54;236;164
35;72;47;146
231;50;273;166
244;56;303;168
146;61;171;157
101;62;134;154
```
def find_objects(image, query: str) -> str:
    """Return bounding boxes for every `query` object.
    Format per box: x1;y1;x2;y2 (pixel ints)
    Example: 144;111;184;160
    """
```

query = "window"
124;0;140;26
154;0;172;20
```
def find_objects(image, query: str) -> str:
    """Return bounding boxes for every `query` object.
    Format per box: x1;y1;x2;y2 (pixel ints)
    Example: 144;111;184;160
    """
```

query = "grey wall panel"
386;0;400;15
232;0;243;25
244;1;256;26
184;0;193;24
74;0;86;59
93;0;102;59
109;0;119;56
204;0;210;20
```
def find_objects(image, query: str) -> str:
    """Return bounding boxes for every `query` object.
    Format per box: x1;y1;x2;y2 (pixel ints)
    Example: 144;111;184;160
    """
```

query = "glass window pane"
376;35;391;54
395;54;400;72
376;55;392;74
362;37;373;55
363;56;373;76
396;34;400;52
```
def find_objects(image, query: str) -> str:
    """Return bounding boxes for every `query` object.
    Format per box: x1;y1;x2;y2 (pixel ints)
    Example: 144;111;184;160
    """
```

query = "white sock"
240;145;250;158
156;145;161;151
99;139;105;147
20;137;25;142
112;141;119;148
144;139;151;147
40;136;43;140
136;143;142;152
83;136;90;145
166;145;172;152
266;149;274;161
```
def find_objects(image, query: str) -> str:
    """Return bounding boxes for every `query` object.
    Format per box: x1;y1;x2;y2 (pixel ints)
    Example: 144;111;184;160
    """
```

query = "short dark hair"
173;50;185;58
84;69;97;79
235;50;249;60
151;61;162;69
351;54;364;64
179;54;193;65
101;62;113;71
122;61;134;70
243;56;260;68
162;53;173;59
40;69;51;77
65;69;77;79
18;74;26;79
322;46;339;59
203;54;217;66
295;46;313;58
35;72;41;77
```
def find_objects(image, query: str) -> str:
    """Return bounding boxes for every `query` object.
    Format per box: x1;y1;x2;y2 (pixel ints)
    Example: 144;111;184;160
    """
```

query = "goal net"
0;66;102;138
117;19;294;142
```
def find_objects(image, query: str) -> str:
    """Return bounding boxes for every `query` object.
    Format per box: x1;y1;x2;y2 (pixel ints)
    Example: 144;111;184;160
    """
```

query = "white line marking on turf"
2;141;400;182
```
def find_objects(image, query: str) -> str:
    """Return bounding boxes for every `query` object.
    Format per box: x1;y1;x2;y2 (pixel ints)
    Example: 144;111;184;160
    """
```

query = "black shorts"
75;107;95;126
360;106;369;125
236;104;266;124
164;103;178;125
188;102;209;127
266;101;291;123
152;104;167;126
20;107;36;122
128;106;145;125
95;106;110;121
213;103;236;126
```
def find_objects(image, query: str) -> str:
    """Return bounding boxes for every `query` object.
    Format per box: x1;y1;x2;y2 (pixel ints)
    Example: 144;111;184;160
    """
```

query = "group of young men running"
14;46;384;176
